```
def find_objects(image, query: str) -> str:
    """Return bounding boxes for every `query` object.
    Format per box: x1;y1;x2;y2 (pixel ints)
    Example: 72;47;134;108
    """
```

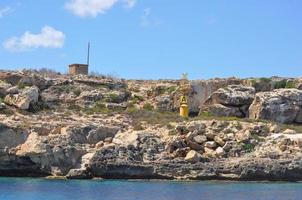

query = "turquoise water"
0;178;302;200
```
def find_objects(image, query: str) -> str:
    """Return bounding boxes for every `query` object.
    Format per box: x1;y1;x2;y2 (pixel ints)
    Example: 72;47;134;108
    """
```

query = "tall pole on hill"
87;42;90;66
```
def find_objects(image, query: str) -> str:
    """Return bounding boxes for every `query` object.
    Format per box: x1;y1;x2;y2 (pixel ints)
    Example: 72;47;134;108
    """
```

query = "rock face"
186;78;243;114
201;85;255;117
4;86;39;110
1;70;302;181
249;89;302;124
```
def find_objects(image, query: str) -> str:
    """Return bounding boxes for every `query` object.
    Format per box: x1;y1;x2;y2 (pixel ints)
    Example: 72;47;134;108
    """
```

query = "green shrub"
199;111;214;118
17;82;32;89
73;89;82;96
259;77;272;83
81;103;110;115
133;121;144;131
241;143;255;153
143;103;154;111
131;95;144;104
166;86;177;94
285;81;296;88
274;80;287;89
56;84;76;93
106;93;120;103
125;108;183;127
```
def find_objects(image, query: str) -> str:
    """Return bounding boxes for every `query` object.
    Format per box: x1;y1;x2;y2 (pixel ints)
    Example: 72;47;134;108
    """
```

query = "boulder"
86;126;119;144
184;150;201;163
18;75;51;90
214;136;225;146
205;85;255;106
188;78;242;113
155;95;173;111
204;141;217;149
4;86;39;110
187;141;203;151
0;72;22;85
215;147;224;157
200;85;255;118
186;121;206;132
235;130;251;143
283;129;296;135
0;81;12;98
193;135;207;144
249;89;302;124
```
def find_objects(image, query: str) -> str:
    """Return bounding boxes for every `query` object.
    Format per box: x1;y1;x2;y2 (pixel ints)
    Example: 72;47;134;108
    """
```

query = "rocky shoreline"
1;70;302;181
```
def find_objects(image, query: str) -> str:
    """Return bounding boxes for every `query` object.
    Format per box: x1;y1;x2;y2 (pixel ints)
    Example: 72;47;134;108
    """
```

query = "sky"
0;0;301;80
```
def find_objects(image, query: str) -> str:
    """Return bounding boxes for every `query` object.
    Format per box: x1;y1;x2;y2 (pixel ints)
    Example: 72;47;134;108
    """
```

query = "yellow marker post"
179;95;189;118
179;73;190;118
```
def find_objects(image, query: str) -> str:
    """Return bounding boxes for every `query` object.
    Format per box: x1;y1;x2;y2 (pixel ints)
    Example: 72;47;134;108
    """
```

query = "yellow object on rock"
180;103;189;118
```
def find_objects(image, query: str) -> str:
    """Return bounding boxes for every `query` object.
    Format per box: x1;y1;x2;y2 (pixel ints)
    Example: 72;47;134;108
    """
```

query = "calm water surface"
0;177;302;200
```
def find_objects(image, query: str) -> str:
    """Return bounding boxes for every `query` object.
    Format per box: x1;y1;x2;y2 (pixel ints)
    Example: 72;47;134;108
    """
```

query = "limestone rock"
236;130;251;143
155;95;173;111
0;81;12;98
200;85;255;117
215;147;224;157
283;129;296;135
204;141;217;149
184;150;201;163
205;85;255;106
249;89;302;123
214;136;225;146
4;86;39;110
193;135;207;144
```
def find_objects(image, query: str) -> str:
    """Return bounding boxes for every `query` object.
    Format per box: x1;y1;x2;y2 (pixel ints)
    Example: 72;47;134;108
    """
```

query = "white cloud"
3;26;65;52
65;0;137;17
0;6;13;18
141;8;163;28
123;0;136;8
141;8;151;27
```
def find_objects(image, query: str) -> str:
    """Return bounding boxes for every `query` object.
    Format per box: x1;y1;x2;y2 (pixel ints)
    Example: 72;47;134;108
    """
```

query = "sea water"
0;177;302;200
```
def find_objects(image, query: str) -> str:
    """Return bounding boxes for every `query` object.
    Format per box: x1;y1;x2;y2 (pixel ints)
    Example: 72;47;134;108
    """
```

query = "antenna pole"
87;42;90;66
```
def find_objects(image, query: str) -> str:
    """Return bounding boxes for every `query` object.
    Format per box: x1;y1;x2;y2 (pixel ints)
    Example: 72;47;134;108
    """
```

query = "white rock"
204;141;217;148
193;135;207;144
215;147;224;156
185;150;201;163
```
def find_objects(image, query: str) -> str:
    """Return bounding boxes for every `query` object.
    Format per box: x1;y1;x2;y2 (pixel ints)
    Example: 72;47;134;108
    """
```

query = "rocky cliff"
0;69;302;181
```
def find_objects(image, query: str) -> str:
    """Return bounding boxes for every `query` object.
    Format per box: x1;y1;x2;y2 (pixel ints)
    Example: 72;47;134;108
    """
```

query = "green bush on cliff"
126;108;183;127
17;82;32;89
106;93;121;103
241;143;255;153
274;80;287;89
143;103;154;111
285;80;296;88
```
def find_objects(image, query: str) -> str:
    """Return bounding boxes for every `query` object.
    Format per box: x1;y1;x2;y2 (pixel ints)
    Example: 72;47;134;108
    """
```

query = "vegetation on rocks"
0;70;302;181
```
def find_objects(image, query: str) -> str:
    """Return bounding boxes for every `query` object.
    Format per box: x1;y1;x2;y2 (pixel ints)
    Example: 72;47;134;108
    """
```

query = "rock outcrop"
1;70;302;181
201;85;255;117
4;86;39;110
249;89;302;123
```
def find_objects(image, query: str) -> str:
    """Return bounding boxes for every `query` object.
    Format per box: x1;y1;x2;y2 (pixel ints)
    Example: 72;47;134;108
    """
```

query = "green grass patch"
279;123;302;133
241;143;255;153
143;103;154;111
125;108;184;127
285;80;297;89
17;82;32;89
274;80;287;89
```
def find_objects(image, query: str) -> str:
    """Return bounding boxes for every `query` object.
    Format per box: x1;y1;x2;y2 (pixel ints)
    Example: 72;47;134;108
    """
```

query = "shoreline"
2;176;302;184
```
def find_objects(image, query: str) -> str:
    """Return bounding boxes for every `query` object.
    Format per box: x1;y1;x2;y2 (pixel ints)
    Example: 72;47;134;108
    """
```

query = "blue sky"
0;0;301;80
